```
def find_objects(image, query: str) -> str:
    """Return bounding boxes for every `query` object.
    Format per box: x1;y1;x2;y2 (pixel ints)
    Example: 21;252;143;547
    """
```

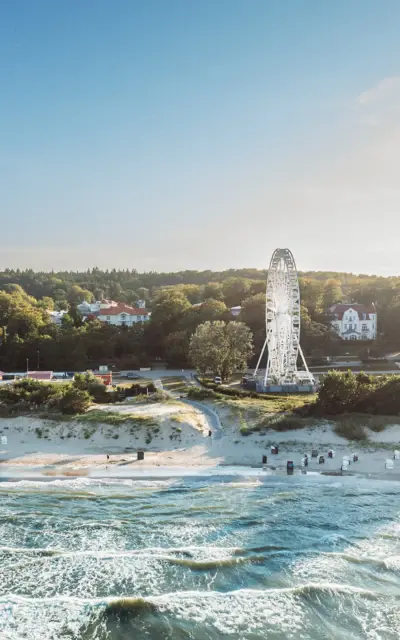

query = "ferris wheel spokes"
254;247;314;389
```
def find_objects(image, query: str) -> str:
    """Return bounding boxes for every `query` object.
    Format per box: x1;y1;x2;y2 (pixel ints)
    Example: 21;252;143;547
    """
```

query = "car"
126;372;140;379
214;376;222;385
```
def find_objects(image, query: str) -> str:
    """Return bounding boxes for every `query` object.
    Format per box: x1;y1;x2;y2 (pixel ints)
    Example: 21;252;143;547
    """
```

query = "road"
180;397;223;440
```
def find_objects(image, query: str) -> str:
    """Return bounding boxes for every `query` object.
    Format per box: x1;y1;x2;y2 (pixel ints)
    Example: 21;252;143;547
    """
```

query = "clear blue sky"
1;0;400;274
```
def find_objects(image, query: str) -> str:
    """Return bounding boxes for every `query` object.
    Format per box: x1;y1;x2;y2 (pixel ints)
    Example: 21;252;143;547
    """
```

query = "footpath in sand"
1;398;400;479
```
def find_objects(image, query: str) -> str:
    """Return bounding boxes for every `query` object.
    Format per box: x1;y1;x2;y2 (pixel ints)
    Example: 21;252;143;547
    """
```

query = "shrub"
0;379;60;406
312;371;400;417
333;418;368;441
187;387;219;400
56;388;92;415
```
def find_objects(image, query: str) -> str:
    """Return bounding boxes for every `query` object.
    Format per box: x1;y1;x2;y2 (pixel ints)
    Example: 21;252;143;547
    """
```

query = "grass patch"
330;413;399;439
214;393;317;414
161;376;187;393
239;414;314;435
76;410;157;427
333;417;368;441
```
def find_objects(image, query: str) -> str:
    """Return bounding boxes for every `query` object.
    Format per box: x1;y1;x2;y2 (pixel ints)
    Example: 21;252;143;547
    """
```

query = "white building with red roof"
328;303;377;341
97;300;150;327
77;299;150;326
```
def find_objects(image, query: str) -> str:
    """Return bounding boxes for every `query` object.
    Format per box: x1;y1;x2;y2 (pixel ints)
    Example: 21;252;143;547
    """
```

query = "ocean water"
0;474;400;639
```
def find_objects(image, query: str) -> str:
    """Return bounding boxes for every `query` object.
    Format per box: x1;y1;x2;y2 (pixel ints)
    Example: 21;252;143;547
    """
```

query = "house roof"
329;303;376;320
27;371;53;380
98;303;150;317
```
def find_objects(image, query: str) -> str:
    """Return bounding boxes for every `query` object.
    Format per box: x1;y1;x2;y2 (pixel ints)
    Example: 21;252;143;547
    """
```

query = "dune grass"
67;410;158;427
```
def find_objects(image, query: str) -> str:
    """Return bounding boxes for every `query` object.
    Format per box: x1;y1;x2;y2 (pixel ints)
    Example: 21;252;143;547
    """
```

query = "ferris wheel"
254;248;313;387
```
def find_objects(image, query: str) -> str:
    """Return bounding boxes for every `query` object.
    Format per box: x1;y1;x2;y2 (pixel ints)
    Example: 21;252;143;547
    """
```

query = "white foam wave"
0;477;177;492
2;583;397;639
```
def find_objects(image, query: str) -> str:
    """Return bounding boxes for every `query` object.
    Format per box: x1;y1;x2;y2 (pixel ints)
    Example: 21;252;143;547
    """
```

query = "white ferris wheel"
254;248;313;388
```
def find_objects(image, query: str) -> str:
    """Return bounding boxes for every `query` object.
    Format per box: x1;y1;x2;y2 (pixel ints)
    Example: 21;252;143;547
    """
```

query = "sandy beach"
1;399;400;480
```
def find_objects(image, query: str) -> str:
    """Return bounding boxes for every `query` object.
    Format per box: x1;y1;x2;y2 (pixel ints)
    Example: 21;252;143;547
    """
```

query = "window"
362;324;368;332
350;335;357;340
106;316;111;321
344;324;347;330
362;333;368;340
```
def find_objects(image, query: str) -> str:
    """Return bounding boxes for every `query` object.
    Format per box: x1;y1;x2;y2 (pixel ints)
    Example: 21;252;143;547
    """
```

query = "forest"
0;267;399;372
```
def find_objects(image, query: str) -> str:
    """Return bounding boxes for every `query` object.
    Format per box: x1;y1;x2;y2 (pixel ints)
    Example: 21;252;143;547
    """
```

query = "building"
328;303;377;340
230;306;242;317
27;371;53;381
97;300;150;326
78;299;150;326
77;300;102;316
48;310;68;326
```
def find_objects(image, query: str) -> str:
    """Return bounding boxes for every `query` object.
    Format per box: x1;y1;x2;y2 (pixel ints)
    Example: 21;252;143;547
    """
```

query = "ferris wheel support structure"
253;248;313;387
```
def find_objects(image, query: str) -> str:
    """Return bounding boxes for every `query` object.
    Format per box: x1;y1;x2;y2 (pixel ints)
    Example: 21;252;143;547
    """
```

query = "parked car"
126;372;140;379
214;376;222;385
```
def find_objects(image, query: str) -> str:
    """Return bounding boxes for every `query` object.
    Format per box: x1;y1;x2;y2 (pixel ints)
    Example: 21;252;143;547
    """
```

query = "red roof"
98;303;149;317
329;303;376;320
27;371;53;380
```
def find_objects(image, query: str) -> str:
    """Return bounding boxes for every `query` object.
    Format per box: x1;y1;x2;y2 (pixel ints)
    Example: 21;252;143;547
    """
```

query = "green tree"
67;285;94;305
203;282;224;301
239;293;265;334
165;330;191;367
189;320;253;378
322;279;343;310
146;290;191;358
37;296;55;311
56;387;92;414
222;278;252;307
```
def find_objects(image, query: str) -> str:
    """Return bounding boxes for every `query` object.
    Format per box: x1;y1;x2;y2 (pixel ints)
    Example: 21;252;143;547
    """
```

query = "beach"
1;400;400;480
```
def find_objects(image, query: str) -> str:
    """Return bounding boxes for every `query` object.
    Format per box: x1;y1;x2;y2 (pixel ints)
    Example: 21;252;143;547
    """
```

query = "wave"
324;551;400;570
0;477;177;491
0;544;245;561
0;582;390;608
3;584;399;640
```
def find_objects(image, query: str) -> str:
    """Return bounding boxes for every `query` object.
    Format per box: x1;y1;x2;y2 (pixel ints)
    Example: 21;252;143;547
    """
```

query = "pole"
37;350;40;370
254;335;268;377
26;358;29;376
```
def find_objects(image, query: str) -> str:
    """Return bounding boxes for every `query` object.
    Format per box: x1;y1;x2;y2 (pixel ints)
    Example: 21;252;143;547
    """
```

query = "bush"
86;382;109;403
56;388;92;415
0;379;61;407
312;371;400;416
333;418;368;441
187;387;219;400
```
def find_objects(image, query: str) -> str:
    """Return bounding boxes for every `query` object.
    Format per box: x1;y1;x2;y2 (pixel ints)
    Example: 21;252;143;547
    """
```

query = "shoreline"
2;462;400;483
1;409;400;483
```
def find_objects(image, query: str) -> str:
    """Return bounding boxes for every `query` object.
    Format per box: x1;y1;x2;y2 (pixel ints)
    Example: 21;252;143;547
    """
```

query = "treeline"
0;268;399;371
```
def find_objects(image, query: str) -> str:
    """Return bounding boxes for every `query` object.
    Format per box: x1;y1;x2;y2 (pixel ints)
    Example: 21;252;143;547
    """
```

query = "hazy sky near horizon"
1;0;400;275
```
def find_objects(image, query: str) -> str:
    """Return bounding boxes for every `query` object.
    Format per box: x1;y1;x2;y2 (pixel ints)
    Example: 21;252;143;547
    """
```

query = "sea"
0;472;399;639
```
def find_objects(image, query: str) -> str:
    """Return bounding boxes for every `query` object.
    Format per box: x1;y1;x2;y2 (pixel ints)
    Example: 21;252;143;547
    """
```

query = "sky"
1;0;400;275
